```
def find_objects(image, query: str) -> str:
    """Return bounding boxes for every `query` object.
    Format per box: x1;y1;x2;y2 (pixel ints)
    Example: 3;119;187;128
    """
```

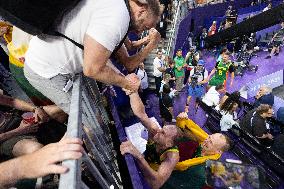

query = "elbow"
83;64;100;79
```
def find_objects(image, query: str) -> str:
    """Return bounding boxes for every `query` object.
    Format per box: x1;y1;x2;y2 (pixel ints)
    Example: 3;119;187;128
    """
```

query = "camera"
190;74;199;88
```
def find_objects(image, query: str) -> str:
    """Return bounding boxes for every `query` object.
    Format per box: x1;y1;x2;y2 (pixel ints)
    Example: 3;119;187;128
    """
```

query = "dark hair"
145;0;161;17
215;84;224;91
163;84;171;94
220;47;228;54
157;49;163;54
220;91;241;114
256;104;272;115
221;134;233;152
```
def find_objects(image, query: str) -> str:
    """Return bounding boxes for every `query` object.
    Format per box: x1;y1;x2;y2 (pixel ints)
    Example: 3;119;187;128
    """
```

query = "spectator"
185;60;209;111
0;94;67;159
208;21;217;36
200;28;207;49
24;0;162;113
184;47;200;84
136;62;149;103
208;52;235;87
219;92;240;131
174;49;186;92
202;84;226;107
120;93;232;189
0;137;83;188
153;50;166;95
180;0;189;18
240;104;274;146
165;58;176;89
265;22;284;59
160;84;174;122
253;86;274;108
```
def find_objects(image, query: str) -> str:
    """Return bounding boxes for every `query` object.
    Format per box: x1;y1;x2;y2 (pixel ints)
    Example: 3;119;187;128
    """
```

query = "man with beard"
24;0;162;113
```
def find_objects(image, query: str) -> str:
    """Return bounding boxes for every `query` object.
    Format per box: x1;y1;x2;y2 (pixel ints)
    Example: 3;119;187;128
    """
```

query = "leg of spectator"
12;139;43;157
155;76;162;96
24;65;72;114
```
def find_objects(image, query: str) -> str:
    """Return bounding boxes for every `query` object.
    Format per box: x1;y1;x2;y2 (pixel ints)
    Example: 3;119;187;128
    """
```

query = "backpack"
0;0;130;52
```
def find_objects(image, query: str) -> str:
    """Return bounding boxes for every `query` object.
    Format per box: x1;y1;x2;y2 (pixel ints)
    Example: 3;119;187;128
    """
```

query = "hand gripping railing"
59;74;122;189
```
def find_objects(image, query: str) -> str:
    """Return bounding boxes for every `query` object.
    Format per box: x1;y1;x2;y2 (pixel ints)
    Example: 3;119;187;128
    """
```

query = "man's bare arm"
120;141;179;189
83;34;139;92
115;29;160;72
0;94;35;112
124;36;149;51
0;137;83;188
0;94;65;123
128;93;160;137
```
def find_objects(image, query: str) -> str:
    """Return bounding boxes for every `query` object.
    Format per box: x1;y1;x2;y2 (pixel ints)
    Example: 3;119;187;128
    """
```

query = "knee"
12;139;43;157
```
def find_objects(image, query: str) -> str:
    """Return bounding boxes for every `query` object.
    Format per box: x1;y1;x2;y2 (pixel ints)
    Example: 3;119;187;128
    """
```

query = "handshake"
124;73;141;95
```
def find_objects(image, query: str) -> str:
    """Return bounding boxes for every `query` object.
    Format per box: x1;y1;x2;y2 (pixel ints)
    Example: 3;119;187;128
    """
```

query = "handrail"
58;74;82;189
58;74;122;189
166;1;182;58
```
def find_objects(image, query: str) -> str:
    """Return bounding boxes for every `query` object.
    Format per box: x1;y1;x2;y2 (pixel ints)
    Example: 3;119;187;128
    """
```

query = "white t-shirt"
25;0;130;78
220;112;238;131
137;68;148;90
153;57;164;77
202;86;220;106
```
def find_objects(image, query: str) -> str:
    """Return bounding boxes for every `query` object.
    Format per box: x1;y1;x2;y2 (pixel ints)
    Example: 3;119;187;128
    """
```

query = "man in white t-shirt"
137;62;148;90
153;50;166;95
202;84;225;107
24;0;161;113
136;62;149;103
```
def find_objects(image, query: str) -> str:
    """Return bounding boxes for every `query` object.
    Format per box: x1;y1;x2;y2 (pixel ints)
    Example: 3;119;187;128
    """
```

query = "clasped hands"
124;73;141;95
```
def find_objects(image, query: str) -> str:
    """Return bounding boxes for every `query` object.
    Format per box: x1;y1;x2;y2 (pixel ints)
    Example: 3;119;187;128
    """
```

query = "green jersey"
209;60;234;86
174;56;185;78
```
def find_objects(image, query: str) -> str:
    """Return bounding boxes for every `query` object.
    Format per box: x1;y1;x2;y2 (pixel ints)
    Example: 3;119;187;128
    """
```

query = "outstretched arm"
83;34;140;92
120;141;179;189
0;137;83;188
124;36;150;51
128;93;160;137
115;29;161;72
0;94;66;123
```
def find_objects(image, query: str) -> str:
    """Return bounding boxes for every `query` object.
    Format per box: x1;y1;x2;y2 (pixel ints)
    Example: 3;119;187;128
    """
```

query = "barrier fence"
58;75;122;189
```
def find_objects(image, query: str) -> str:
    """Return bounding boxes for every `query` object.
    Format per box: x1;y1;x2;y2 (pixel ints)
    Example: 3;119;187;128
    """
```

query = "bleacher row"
197;98;284;188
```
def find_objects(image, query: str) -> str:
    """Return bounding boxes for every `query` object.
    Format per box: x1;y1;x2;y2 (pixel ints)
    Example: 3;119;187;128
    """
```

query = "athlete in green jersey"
208;52;235;87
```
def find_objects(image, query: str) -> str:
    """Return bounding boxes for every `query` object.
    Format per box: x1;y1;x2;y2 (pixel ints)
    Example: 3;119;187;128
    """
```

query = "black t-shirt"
162;94;173;108
165;67;175;88
240;109;268;137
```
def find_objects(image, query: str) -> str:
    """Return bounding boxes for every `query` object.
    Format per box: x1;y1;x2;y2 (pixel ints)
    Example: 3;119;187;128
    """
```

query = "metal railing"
166;1;182;58
58;75;122;189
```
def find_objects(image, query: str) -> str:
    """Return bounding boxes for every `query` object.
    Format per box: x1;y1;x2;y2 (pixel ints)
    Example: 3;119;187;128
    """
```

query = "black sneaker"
265;55;271;59
274;52;279;56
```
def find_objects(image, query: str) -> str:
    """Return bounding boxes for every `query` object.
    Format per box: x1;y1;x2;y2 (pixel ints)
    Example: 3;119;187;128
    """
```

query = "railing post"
59;74;83;189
